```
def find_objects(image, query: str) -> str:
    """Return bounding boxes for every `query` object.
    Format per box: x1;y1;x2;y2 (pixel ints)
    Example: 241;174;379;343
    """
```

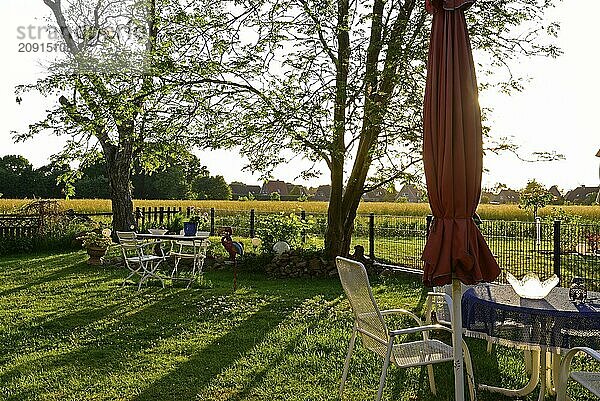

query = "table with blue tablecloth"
462;284;600;400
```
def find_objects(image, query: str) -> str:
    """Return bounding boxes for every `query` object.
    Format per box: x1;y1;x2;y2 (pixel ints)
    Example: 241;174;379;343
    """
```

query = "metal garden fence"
2;207;599;287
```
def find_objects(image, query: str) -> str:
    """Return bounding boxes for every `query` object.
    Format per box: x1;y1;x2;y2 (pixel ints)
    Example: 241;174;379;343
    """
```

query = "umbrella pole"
452;278;465;401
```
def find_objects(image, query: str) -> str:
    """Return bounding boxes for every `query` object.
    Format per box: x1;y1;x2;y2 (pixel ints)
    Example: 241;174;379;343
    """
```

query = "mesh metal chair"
336;256;476;401
116;231;166;290
557;347;600;401
170;234;210;288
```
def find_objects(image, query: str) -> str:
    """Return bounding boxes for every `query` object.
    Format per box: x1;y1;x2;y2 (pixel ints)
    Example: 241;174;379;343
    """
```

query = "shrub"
256;212;311;253
167;212;185;233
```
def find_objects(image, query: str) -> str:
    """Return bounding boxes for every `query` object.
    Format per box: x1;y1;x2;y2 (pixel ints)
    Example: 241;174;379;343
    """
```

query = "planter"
86;245;108;265
183;222;197;236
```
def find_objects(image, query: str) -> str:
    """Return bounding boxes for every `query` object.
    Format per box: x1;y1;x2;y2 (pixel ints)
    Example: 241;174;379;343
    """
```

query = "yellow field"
1;198;599;221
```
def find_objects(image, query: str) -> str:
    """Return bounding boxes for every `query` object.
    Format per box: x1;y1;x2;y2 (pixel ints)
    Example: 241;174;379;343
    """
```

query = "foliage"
132;151;209;200
0;200;94;255
14;0;241;232
269;192;281;201
188;209;210;226
146;220;167;230
77;229;113;248
193;0;562;256
256;212;312;252
191;175;232;200
0;155;70;199
519;179;553;219
167;212;185;233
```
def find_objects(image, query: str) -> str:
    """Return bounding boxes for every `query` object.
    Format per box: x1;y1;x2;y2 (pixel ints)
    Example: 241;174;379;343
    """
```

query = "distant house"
363;187;395;202
548;185;563;204
312;185;332;201
548;185;562;199
286;183;308;197
261;180;289;196
480;191;495;204
564;185;600;205
395;184;424;203
495;189;520;204
229;182;261;198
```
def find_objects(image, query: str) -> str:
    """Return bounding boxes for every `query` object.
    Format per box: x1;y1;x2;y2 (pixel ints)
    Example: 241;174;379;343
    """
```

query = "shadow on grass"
0;253;87;297
133;302;288;401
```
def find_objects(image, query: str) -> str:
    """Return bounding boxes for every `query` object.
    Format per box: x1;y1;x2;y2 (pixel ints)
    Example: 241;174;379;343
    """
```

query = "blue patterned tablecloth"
462;284;600;351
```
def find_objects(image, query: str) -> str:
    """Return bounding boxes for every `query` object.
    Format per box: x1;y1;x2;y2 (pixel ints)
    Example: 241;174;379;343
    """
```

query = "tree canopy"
14;0;563;256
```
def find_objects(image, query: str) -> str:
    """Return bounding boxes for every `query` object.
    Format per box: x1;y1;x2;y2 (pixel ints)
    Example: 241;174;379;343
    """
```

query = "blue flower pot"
183;222;197;236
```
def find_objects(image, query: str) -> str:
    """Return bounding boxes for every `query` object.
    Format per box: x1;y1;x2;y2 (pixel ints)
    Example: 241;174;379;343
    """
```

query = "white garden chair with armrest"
170;235;210;288
336;257;476;401
557;347;600;401
116;231;166;290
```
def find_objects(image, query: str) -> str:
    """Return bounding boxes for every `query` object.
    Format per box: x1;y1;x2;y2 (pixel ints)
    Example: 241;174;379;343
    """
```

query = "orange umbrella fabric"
421;0;500;287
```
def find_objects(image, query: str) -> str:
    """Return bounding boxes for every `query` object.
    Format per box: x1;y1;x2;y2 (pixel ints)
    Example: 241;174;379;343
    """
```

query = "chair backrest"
116;231;140;252
336;257;389;352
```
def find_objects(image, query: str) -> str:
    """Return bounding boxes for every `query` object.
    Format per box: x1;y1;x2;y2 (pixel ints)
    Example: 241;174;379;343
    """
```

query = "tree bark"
324;0;350;259
104;140;136;234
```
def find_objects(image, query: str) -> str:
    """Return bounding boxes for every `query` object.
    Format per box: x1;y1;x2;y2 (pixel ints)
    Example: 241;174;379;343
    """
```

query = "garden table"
135;233;210;286
136;233;210;241
462;284;600;400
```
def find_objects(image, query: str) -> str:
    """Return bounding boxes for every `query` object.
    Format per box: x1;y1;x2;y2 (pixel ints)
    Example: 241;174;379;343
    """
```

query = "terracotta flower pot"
86;245;108;265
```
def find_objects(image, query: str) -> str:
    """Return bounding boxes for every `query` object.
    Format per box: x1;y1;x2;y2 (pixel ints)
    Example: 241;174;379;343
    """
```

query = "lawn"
0;252;597;400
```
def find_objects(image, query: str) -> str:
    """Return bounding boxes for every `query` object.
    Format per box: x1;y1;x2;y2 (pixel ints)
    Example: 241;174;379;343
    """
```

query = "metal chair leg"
462;340;477;401
376;341;394;401
427;364;437;395
340;329;357;397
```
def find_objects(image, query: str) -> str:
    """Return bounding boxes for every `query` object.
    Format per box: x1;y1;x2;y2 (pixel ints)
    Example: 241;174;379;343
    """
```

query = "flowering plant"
586;233;600;253
78;228;113;248
188;209;209;226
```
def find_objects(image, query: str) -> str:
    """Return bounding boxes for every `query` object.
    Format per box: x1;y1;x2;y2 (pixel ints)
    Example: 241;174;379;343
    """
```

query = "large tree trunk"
104;142;136;234
325;159;345;258
324;0;350;260
323;0;414;260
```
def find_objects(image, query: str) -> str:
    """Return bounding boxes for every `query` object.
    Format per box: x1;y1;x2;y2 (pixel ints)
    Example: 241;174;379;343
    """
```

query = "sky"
0;0;599;194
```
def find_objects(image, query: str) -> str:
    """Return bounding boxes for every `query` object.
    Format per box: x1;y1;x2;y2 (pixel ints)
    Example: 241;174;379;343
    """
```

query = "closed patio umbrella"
422;0;501;399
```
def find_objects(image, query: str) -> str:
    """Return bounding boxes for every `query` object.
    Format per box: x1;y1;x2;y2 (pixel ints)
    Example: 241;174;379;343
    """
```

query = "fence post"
369;213;375;260
210;208;215;236
159;207;164;225
553;220;561;279
135;207;140;229
141;207;146;231
186;207;191;218
301;210;306;243
426;215;433;237
250;209;255;238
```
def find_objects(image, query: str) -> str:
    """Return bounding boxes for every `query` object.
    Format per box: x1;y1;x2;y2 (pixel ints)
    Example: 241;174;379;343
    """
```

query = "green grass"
0;252;598;400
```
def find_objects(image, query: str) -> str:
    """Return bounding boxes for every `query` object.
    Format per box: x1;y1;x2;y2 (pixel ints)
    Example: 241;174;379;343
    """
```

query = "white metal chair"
116;231;166;290
170;233;210;288
336;257;476;401
557;347;600;401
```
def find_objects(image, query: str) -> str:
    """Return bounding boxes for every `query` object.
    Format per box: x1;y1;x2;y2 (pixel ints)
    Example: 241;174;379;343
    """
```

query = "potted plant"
78;228;113;265
184;209;209;236
167;212;185;234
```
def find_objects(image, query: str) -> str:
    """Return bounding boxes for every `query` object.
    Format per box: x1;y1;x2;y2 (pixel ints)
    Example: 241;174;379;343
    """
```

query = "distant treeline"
0;153;231;200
